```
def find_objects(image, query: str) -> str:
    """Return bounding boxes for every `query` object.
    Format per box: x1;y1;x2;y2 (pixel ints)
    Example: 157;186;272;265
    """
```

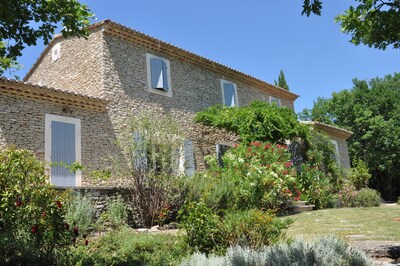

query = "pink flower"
15;200;22;207
285;162;292;168
56;201;62;208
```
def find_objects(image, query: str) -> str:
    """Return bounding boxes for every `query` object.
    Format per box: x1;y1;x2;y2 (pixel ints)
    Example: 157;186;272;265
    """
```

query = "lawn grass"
285;204;400;241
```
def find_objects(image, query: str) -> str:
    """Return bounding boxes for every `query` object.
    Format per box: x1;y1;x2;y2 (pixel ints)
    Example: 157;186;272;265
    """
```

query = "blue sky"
7;0;399;113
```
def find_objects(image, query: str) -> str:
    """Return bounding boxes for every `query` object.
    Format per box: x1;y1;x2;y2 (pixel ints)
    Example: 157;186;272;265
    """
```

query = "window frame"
269;96;281;107
45;114;81;186
146;53;172;97
220;79;238;107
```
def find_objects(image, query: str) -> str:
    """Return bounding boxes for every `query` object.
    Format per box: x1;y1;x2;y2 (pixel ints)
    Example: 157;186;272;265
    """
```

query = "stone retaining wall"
55;186;143;228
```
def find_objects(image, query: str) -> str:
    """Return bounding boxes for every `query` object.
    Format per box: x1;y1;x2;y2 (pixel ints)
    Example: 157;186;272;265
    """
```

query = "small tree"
125;112;187;227
274;70;290;91
0;147;72;264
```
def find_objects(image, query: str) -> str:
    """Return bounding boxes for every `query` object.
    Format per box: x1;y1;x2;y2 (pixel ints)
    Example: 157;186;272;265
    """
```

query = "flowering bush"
0;148;73;264
337;181;358;207
298;162;337;209
221;141;300;211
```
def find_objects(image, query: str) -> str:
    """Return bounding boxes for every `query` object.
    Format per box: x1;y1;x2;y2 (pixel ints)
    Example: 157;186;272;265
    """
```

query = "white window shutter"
223;82;236;106
150;58;163;89
133;131;148;173
183;140;195;176
161;60;169;91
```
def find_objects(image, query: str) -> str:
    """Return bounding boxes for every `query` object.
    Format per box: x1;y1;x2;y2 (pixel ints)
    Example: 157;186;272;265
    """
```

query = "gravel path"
349;240;400;265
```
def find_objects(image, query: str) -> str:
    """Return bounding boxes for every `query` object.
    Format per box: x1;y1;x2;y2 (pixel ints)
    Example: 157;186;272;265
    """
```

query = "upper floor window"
146;53;172;97
269;96;281;107
221;80;238;107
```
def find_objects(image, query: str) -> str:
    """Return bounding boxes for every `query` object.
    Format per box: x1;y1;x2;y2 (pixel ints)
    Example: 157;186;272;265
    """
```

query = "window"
146;53;172;97
221;80;238;107
269;96;281;107
331;139;340;164
52;43;61;62
45;114;81;186
133;131;195;176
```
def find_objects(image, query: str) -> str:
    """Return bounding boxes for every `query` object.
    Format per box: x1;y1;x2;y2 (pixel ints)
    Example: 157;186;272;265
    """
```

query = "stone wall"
26;28;105;98
328;134;351;169
54;186;143;228
0;93;125;186
24;26;297;185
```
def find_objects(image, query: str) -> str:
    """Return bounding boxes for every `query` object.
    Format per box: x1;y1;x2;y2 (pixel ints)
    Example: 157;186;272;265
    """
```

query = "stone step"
295;201;309;207
293;204;315;213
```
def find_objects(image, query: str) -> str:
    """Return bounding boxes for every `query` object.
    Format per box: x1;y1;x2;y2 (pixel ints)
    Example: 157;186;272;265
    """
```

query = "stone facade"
27;27;105;98
301;121;352;169
18;20;300;186
0;90;125;186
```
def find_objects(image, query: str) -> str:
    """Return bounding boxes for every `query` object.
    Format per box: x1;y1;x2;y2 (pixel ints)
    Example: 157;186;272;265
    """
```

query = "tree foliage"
302;0;400;50
0;0;93;75
274;70;290;91
301;73;400;200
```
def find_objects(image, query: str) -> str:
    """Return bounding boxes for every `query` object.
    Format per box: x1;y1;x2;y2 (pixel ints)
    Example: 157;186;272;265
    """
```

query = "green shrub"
185;172;236;215
106;195;128;227
180;236;373;266
97;195;128;229
0;147;72;265
337;181;358;207
298;162;337;209
61;227;190;265
65;193;95;234
349;159;371;190
178;201;291;255
354;188;381;207
178;200;225;254
207;142;299;212
222;209;292;248
195;101;304;143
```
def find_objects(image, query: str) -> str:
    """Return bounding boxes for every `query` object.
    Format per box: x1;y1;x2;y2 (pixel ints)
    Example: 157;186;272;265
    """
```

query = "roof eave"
24;19;299;101
0;78;108;112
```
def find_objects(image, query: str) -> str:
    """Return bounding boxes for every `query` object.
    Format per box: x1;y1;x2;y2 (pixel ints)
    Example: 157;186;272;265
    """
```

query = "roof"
24;19;299;102
301;121;353;139
0;77;107;112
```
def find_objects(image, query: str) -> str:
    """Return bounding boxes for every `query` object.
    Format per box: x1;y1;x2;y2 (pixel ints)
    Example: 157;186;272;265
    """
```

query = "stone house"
0;19;350;187
301;121;353;168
